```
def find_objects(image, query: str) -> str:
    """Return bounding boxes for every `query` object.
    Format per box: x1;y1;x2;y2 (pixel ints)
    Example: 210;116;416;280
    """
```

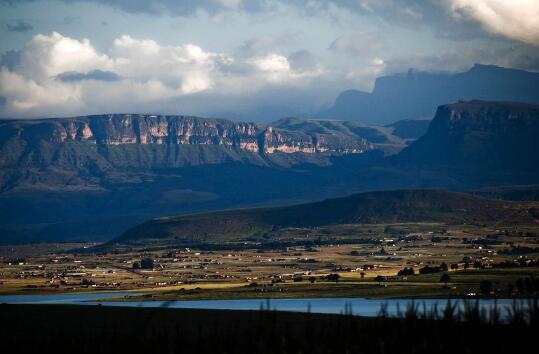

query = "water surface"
0;293;527;319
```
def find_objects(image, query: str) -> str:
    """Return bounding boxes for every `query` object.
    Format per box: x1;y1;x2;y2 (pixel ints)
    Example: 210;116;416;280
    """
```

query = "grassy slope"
113;190;537;246
474;184;539;201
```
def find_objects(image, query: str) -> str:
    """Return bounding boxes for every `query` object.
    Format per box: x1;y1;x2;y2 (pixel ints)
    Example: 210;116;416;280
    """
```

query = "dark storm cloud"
5;19;33;32
56;70;122;82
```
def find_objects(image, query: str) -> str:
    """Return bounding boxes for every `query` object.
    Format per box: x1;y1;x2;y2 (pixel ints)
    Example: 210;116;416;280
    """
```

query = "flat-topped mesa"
397;100;539;170
7;114;372;156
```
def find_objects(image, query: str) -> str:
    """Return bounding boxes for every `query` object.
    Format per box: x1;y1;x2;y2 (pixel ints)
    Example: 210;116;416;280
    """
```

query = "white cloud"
0;69;83;112
445;0;539;46
110;36;215;94
18;32;112;80
0;32;326;117
344;57;386;82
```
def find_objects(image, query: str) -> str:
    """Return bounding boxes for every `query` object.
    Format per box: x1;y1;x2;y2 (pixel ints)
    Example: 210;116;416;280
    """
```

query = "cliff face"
3;114;372;156
398;100;539;171
0;114;378;193
17;115;261;152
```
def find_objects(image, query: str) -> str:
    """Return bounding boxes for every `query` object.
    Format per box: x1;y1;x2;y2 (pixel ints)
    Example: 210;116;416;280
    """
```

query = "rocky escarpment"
1;114;372;156
0;114;378;194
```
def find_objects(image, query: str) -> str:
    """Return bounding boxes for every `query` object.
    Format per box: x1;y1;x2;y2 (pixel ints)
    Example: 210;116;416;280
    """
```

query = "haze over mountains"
319;64;539;124
1;65;539;245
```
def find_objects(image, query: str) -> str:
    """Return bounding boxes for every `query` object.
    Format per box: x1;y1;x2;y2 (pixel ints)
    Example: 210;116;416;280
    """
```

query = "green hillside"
111;189;538;247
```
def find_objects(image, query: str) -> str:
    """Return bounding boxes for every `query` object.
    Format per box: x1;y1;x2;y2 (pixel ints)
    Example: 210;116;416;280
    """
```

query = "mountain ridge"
111;189;539;248
319;64;539;124
0;114;373;157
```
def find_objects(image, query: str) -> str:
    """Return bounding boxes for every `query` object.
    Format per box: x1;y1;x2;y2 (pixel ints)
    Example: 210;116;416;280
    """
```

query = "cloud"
16;32;113;80
4;1;535;48
238;33;301;56
444;0;539;46
384;43;539;74
5;19;33;32
56;70;121;82
0;68;84;112
34;0;268;16
329;32;383;56
288;50;317;72
0;32;326;117
0;50;21;70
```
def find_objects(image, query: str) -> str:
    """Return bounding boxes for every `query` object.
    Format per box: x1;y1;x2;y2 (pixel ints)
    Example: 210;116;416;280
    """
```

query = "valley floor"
1;221;538;300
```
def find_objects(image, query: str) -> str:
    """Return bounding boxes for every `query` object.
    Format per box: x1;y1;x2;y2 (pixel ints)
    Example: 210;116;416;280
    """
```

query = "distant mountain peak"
469;63;500;71
318;64;539;124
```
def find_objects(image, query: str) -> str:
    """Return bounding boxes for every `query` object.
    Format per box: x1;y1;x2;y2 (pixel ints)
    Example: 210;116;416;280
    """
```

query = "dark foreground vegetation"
1;301;538;354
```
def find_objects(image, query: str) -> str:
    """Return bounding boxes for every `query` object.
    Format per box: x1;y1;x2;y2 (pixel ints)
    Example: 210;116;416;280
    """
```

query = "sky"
0;0;538;120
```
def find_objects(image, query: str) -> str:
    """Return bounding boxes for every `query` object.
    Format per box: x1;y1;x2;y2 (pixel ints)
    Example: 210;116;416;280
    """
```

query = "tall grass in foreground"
2;300;539;354
375;298;539;326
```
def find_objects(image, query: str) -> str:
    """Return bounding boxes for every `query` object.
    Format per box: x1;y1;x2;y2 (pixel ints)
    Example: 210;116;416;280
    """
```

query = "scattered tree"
375;275;385;286
81;278;95;286
480;280;493;295
327;273;340;283
440;273;451;286
439;263;448;272
419;266;442;274
473;260;484;269
141;258;154;270
397;267;414;276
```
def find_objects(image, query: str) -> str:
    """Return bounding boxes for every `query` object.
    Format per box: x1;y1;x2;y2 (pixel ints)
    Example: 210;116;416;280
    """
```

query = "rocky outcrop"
3;114;372;156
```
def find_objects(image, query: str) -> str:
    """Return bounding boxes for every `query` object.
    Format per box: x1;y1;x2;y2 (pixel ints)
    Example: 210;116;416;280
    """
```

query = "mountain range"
1;68;539;245
0;114;418;194
319;64;539;124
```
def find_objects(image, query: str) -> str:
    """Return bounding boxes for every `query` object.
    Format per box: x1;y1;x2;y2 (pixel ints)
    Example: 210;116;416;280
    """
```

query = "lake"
0;293;528;319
